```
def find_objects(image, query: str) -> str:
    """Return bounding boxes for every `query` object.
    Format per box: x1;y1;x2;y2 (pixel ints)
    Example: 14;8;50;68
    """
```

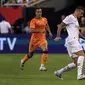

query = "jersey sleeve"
30;19;36;29
63;15;72;25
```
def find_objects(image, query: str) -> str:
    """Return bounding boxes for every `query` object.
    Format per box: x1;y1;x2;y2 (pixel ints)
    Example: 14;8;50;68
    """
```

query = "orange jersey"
30;17;48;43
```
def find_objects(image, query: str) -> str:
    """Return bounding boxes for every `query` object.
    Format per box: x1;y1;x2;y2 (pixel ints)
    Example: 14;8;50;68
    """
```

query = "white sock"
77;56;84;76
40;64;44;67
58;62;76;74
21;59;24;64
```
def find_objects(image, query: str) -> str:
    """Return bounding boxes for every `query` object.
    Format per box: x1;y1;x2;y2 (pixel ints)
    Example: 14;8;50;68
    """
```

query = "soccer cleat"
77;74;85;80
54;71;63;80
39;66;47;71
20;60;24;70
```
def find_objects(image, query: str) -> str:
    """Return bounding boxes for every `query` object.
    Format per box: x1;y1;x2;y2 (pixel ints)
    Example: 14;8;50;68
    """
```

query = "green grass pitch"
0;54;85;85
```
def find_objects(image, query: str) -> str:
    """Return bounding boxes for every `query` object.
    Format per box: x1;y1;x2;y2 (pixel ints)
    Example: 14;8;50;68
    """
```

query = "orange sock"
22;55;29;63
41;53;48;64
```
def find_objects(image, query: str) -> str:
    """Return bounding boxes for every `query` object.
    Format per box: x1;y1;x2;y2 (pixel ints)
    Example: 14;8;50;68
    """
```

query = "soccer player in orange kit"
20;7;53;71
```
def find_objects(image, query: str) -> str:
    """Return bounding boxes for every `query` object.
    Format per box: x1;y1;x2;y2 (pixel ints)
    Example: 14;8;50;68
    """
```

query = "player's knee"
28;54;33;58
27;52;34;58
43;50;48;54
76;50;84;56
72;57;78;66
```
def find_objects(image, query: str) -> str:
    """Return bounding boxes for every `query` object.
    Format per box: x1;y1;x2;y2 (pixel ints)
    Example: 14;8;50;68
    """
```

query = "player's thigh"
66;44;78;58
29;43;38;52
73;41;84;56
69;40;83;55
66;44;73;57
40;41;48;51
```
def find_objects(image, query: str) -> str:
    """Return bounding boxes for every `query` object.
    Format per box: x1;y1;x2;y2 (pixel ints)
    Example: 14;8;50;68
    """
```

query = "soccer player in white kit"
54;6;85;80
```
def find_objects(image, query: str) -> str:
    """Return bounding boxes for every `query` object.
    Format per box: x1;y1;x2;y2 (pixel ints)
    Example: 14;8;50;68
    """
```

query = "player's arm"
54;22;66;40
54;15;71;40
79;31;85;40
46;24;53;38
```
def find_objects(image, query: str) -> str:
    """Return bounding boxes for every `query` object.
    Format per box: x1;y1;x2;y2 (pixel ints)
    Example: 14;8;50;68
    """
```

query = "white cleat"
20;60;24;70
54;71;63;80
77;74;85;80
39;66;47;71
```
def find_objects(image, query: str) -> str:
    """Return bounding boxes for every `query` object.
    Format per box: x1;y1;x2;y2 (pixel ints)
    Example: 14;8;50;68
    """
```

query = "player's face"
36;9;42;18
77;10;84;18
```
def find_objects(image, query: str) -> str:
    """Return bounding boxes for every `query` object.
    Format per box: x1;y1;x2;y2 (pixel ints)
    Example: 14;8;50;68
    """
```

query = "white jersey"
63;14;79;41
0;20;11;34
63;14;83;57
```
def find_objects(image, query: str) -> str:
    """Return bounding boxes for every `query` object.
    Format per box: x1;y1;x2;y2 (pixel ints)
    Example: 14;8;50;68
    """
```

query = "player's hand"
49;32;53;39
54;37;61;41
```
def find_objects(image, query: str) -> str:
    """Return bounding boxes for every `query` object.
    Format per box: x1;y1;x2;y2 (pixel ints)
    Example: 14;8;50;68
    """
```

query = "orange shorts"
29;39;47;52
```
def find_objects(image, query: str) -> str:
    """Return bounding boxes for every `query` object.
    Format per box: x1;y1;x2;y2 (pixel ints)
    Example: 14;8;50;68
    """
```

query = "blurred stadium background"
0;0;85;85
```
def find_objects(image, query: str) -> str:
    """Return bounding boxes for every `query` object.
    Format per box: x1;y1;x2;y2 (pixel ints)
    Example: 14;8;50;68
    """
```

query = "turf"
0;54;85;85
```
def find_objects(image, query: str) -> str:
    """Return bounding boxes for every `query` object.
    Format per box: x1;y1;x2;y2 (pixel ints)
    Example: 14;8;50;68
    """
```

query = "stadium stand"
1;0;45;7
35;0;75;12
0;0;10;7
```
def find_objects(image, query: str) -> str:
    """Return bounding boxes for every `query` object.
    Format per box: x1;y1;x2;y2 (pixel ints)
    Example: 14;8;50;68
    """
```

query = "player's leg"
20;52;34;70
54;44;76;79
20;43;37;70
39;41;48;71
55;40;85;80
75;50;85;80
69;40;85;80
54;58;77;80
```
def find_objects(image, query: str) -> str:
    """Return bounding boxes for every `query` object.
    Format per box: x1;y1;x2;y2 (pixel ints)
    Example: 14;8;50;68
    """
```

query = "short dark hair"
35;7;42;10
76;6;85;11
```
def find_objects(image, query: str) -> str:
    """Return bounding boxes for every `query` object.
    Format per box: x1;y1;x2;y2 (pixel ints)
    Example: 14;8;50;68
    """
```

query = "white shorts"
65;39;83;58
